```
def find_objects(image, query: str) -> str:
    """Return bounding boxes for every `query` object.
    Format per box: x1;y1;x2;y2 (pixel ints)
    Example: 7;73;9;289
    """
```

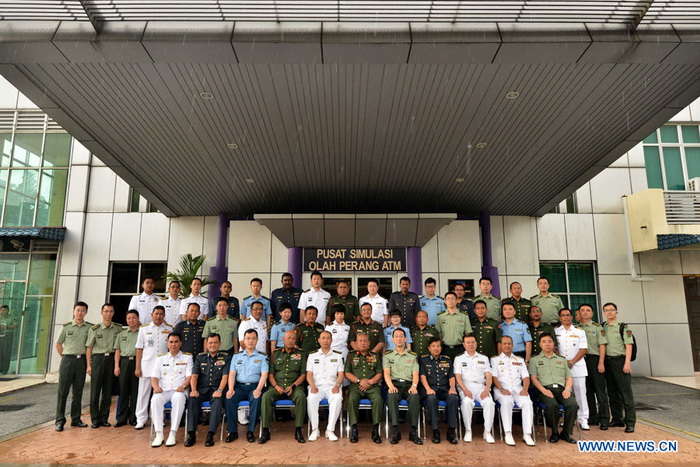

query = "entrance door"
683;276;700;371
321;275;396;300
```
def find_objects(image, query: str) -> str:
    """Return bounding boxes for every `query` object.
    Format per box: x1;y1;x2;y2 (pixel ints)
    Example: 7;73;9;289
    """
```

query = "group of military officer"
54;272;637;447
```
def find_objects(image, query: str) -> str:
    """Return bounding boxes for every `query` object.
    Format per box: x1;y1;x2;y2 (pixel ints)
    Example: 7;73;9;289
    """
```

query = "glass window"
109;262;167;324
43;133;71;167
4;169;39;226
662;147;684;190
1;132;12;167
539;263;567;293
35;169;68;227
643;146;663;189
129;189;140;213
11;133;42;168
643;125;700;190
686;147;700;180
540;261;599;321
27;253;56;296
659;125;679;143
0;254;29;281
682;125;700;144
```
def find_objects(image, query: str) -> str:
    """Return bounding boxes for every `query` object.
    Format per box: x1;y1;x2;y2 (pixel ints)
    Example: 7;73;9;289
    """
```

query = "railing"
664;191;700;224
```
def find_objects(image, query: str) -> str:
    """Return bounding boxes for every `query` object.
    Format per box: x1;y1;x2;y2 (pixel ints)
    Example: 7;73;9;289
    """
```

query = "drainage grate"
635;402;663;411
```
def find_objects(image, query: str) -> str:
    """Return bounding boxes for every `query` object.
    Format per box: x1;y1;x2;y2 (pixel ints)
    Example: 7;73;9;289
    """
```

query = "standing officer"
208;281;240;321
472;277;501;322
601;302;636;433
114;309;140;427
502;282;532;323
345;332;383;444
179;277;209;320
436;292;473;360
241;278;273;328
150;332;193;447
325;304;351;358
259;330;307;444
270;303;296;350
174;303;205;356
419;338;459;444
306;331;344;441
329;279;359;324
225;329;269;443
499;303;532;361
411;310;440;358
530;277;564;326
470;300;502;358
383;328;422;445
388;276;421;327
453;283;475;319
528;333;578;443
86;303;122;428
453;333;496;443
55;301;91;431
490;335;535;446
358;279;389;325
419;277;445;326
578;303;609;430
134;305;173;429
528;306;557;356
129;276;160;325
271;273;303;323
186;333;230;447
298;271;331;325
555;307;589;430
0;305;18;374
159;281;182;326
349;303;384;354
238;301;268;355
203;298;239;353
296;306;324;355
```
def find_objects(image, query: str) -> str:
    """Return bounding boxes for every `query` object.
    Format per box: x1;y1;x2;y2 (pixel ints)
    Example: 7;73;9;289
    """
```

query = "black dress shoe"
609;421;625;427
549;433;559;443
115;421;127;427
371;424;382;444
625;426;635;433
350;424;359;443
295;427;305;443
246;431;255;443
600;424;609;431
91;423;100;429
258;428;270;444
205;432;215;447
560;431;576;444
71;420;88;428
55;422;65;432
409;428;423;445
100;422;111;427
130;421;137;426
432;430;441;444
390;427;401;445
447;428;458;445
185;432;196;447
226;432;238;443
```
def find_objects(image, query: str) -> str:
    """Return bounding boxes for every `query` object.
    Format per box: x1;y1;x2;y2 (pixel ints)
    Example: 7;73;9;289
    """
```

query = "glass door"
322;277;353;298
356;276;394;300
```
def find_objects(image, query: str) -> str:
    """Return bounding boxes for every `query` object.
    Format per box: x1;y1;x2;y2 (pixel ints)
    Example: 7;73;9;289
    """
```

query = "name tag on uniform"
477;360;486;364
97;335;104;339
313;359;320;364
555;361;564;365
330;359;338;362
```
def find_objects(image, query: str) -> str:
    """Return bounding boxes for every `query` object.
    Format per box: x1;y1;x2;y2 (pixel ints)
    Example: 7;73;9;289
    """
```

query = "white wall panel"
627;144;645;168
597;275;645;323
422;234;439;272
229;221;273;273
503;216;539;275
167;216;205;272
110;213;141;260
113;177;131;213
680;250;700;275
593;214;630;274
609;154;628;167
77;275;109;313
564;214;597;260
639;250;682;275
80;213;113;276
59;212;85;276
202;216;219;273
139;213;170;260
0;75;18;108
228;273;273;299
629;167;648;194
86;167;116;212
641;275;688;324
648;324;695;376
65;165;89;212
575;184;592;214
668;106;691;122
490;216;507;274
53;275;79;325
71;140;91;166
436;221;481;273
589;168;630;214
629;325;651;377
536;214;567;260
16;91;38;109
503;275;540;300
271;234;289;274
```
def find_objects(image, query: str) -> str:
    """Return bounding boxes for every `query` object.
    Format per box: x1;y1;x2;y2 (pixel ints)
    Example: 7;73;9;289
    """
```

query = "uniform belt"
95;352;114;357
605;355;625;360
126;356;135;360
544;384;562;389
393;379;411;384
238;382;256;386
64;354;84;358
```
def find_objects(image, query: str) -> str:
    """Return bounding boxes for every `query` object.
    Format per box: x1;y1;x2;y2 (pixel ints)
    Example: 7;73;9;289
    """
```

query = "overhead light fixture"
199;91;214;100
476;142;487;149
245;178;255;184
455;178;465;183
505;91;520;99
227;143;238;149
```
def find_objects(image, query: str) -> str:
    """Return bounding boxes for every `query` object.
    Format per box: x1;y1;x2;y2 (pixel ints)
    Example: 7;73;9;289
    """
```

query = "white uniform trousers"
136;376;152;424
150;390;187;435
573;376;589;422
493;388;533;435
459;383;495;434
307;385;343;432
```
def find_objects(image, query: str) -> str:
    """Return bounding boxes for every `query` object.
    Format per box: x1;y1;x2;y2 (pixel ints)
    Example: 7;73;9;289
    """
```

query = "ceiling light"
476;142;487;149
199;91;214;99
455;178;465;183
227;143;238;149
505;91;520;99
245;178;255;184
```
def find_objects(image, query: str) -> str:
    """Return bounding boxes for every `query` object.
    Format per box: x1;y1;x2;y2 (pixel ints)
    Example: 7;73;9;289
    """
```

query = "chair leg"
385;406;389;439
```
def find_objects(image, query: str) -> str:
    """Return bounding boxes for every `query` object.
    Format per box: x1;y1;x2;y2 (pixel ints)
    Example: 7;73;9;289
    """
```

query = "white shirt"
298;288;331;324
358;294;389;323
490;352;529;392
454;351;492;385
306;348;345;387
153;351;193;390
129;292;160;325
159;296;182;326
238;316;268;354
325;321;350;357
179;294;209;320
135;321;173;377
555;325;588;378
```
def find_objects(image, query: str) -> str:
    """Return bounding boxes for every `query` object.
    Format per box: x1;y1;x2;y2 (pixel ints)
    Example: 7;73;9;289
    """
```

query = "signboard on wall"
303;248;406;272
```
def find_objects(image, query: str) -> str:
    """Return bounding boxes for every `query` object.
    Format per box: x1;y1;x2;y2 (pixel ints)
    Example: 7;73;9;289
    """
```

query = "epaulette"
182;352;192;355
261;295;269;300
437;310;447;315
63;321;72;326
530;295;539;300
85;321;94;326
384;349;392;354
164;320;172;327
140;323;149;327
243;295;252;300
437;295;444;300
408;351;417;356
241;317;251;321
493;295;501;300
208;316;217;320
220;350;229;355
112;322;123;327
157;352;167;357
304;289;311;293
551;293;560;298
419;295;425;299
332;350;342;354
91;324;100;330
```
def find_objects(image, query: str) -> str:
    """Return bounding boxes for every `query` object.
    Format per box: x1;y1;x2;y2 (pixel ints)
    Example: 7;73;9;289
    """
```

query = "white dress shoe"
484;432;495;444
463;430;472;442
151;433;164;447
579;420;590;430
165;432;177;446
326;430;338;441
308;429;320;441
505;432;516;446
135;422;145;430
524;434;536;446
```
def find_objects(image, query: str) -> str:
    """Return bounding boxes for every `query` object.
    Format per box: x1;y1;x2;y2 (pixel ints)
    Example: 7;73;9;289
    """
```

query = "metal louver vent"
15;111;47;132
0;111;16;131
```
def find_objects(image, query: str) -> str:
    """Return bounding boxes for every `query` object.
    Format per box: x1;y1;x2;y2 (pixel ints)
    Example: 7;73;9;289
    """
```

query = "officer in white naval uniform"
554;308;589;429
306;331;345;441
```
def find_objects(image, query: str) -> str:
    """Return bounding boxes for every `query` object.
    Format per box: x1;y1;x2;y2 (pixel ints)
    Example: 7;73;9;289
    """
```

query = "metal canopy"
0;20;699;218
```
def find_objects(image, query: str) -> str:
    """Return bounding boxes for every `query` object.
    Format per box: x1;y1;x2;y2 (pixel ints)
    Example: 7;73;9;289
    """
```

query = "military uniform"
306;348;344;434
298;288;332;324
530;293;564;325
345;350;383;425
472;294;501;322
470;317;502;358
225;349;269;435
490;352;534;437
602;321;636;429
129;292;160;325
358;294;389;325
383;349;421;428
238;316;268;355
383;325;412;351
0;311;17;374
180;294;209;320
55;320;92;426
150;351;193;437
528;352;578;436
329;294;360;324
203;315;238;352
114;326;139;425
159;296;182;327
580;321;610;426
174;319;205;355
349;319;384;352
325;321;350;358
187;350;230;434
502;296;532;323
456;299;475;320
419;295;445;326
208;296;241;321
271;287;303;323
388;291;421;327
555;324;589;424
270;321;296;348
86;321;122;425
453;351;495;436
296;321;325;355
241;295;272;320
435;310;473;359
529;322;558;355
134;321;173;426
499;319;532;359
409;324;439;358
261;347;307;428
420;354;459;431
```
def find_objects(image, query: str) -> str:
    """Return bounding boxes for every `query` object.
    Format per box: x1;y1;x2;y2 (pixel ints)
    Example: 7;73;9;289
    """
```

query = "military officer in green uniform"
410;310;439;358
86;303;122;428
329;280;359;324
203;298;239;353
349;303;385;353
528;306;558;355
345;332;383;443
471;277;501;322
528;332;578;443
55;301;91;431
601;302;636;433
470;300;502;358
259;330;307;444
530;277;565;325
436;292;473;359
114;309;140;426
577;304;610;430
295;306;324;355
383;328;423;445
502;281;532;323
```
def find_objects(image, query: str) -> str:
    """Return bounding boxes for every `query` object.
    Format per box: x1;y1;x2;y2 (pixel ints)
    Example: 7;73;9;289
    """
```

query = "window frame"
644;124;700;191
539;261;600;321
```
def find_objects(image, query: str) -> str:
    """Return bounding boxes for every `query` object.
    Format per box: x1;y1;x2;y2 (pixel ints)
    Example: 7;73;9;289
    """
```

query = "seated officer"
306;331;344;441
185;334;229;447
345;332;383;444
259;330;307;444
528;332;578;443
383;328;422;445
419;338;459;444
